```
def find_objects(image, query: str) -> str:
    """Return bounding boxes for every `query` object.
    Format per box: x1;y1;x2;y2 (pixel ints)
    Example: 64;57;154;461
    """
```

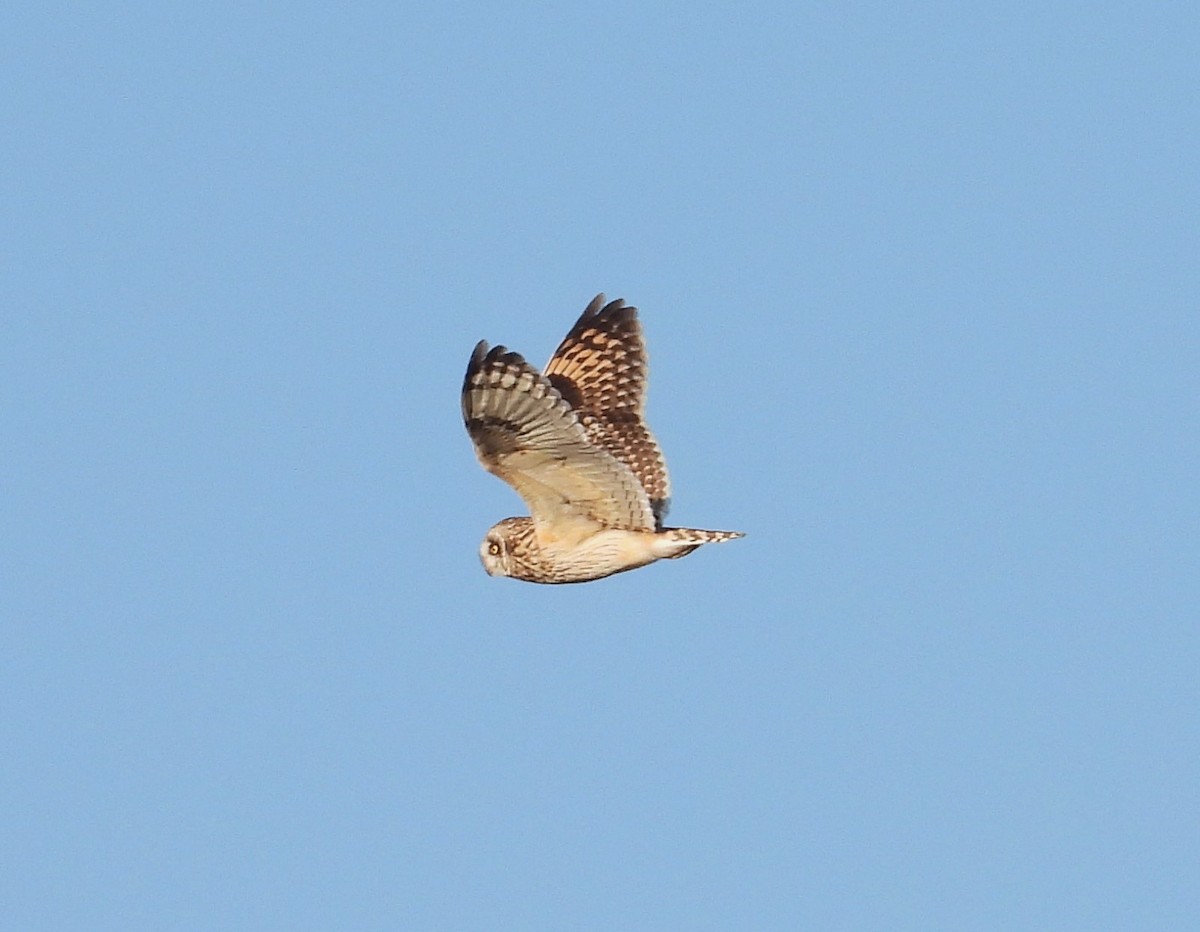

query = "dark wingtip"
573;293;637;331
466;340;534;386
582;293;607;318
465;339;489;382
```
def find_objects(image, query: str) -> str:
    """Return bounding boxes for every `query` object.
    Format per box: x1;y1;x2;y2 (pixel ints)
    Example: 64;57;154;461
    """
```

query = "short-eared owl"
462;294;743;584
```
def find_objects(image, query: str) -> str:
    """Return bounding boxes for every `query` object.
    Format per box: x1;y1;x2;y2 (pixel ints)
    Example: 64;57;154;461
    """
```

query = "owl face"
479;527;511;577
478;516;536;579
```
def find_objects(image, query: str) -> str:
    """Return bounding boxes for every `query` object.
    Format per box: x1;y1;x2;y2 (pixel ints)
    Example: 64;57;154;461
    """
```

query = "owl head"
479;516;535;578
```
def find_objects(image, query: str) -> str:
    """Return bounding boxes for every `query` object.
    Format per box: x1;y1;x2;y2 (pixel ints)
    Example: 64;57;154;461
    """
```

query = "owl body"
479;516;743;584
463;295;743;584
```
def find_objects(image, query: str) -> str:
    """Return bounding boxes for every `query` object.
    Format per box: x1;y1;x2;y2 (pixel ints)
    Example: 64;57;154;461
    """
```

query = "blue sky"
3;2;1197;928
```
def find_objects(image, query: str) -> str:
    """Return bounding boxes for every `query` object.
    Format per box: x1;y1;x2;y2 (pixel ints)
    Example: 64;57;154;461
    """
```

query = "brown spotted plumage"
462;294;743;584
543;295;671;526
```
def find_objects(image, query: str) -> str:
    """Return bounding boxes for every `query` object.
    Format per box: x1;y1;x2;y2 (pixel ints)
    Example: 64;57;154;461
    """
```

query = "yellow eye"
488;542;501;556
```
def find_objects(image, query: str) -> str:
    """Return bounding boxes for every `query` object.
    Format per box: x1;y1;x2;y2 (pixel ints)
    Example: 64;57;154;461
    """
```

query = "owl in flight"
462;294;744;584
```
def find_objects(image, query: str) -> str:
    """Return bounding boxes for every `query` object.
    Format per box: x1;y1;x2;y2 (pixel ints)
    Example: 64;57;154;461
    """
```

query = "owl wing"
462;341;657;539
543;295;672;528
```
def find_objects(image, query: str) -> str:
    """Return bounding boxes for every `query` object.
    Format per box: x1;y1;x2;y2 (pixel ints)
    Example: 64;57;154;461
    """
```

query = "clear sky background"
3;2;1197;929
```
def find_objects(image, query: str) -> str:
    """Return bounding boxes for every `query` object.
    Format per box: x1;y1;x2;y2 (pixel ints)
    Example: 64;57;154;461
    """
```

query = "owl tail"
653;527;745;560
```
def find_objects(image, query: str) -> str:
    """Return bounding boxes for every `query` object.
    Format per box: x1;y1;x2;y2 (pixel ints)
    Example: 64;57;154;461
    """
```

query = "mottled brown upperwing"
543;294;672;527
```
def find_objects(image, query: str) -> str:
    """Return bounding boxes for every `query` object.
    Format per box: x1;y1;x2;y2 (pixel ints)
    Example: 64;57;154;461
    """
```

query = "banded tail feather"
654;527;745;560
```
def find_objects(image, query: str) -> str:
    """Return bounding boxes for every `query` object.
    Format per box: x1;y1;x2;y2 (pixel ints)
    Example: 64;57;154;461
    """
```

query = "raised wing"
462;341;657;539
543;294;671;527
